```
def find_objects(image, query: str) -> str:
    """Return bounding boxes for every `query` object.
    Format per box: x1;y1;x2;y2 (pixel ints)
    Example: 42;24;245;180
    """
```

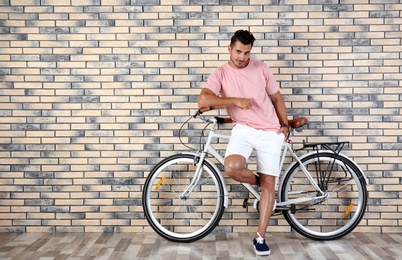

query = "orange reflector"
343;202;354;217
155;176;166;190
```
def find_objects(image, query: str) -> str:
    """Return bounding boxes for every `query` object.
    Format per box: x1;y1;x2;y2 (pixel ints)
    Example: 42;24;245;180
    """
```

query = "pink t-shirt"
204;59;281;131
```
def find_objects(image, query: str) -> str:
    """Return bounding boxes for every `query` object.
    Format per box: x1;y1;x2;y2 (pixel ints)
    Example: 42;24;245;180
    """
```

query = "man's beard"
231;57;249;68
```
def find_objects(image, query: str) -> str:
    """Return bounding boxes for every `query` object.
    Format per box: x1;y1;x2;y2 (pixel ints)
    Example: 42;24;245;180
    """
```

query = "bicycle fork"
178;123;229;206
179;151;207;200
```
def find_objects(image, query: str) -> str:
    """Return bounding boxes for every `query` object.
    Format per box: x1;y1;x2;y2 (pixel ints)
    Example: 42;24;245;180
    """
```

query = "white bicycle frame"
180;116;368;210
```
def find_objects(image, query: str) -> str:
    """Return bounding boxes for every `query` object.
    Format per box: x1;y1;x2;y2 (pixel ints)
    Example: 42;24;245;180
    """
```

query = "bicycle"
142;108;369;243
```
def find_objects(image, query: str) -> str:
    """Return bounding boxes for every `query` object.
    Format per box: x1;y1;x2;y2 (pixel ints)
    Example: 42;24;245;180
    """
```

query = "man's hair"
230;30;255;47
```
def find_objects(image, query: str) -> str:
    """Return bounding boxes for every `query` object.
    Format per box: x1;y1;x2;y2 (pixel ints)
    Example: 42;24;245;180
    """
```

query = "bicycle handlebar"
193;106;213;118
194;107;233;124
196;107;308;131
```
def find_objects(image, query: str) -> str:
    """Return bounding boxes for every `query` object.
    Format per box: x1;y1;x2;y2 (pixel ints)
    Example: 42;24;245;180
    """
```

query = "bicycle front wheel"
279;152;367;240
142;154;225;243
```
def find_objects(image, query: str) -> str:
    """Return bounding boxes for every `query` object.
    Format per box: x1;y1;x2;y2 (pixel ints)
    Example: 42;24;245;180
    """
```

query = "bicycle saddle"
288;117;308;129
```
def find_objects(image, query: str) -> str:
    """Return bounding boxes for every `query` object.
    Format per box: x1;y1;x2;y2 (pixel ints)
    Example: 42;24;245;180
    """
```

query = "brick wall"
0;0;401;233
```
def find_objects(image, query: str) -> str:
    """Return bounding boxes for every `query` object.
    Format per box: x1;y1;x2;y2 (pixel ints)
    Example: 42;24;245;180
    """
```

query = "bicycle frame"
179;116;362;211
144;112;370;242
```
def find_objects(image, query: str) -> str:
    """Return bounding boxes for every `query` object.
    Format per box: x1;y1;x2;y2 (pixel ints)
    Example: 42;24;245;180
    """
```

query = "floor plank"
0;232;401;259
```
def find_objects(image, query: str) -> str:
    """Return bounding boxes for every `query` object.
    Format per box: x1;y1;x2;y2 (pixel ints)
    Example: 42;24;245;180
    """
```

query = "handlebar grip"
199;106;213;113
215;116;233;124
215;117;233;124
192;108;232;124
193;106;214;118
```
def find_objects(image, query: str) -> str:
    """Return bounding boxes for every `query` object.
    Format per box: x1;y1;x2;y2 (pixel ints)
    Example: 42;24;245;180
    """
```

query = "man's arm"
198;88;252;110
269;91;289;135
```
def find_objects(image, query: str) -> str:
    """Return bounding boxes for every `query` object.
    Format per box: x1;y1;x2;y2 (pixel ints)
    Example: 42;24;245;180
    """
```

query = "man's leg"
225;154;275;255
224;154;259;185
225;155;275;235
256;174;276;237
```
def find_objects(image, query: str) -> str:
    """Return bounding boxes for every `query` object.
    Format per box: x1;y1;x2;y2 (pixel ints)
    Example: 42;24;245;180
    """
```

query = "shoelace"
256;232;265;244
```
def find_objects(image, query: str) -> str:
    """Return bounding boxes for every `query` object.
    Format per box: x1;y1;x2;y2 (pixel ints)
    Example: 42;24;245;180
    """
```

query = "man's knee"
224;155;245;178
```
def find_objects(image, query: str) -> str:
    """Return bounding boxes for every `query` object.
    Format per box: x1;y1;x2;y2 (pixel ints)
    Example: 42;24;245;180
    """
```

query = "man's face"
228;41;252;69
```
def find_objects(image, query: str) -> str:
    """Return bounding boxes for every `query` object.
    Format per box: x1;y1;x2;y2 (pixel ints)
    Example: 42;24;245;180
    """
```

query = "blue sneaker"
253;232;271;256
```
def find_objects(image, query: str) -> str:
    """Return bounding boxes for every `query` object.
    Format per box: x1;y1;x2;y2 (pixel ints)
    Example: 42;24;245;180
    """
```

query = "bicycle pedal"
275;204;296;214
242;199;260;212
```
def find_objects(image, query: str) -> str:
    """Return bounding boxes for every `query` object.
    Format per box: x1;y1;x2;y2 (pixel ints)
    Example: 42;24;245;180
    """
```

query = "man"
198;30;289;256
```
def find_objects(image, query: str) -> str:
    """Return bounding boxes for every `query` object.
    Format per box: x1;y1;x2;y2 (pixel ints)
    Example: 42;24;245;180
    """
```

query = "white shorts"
225;124;284;176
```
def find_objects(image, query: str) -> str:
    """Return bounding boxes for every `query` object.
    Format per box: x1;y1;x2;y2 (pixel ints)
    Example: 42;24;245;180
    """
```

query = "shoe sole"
254;246;271;256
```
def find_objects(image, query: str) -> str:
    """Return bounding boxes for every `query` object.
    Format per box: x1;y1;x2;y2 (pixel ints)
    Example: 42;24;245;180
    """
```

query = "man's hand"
277;125;289;138
235;98;252;110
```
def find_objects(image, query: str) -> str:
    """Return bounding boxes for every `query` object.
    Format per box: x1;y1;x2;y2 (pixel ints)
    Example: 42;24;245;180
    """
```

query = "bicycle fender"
181;152;229;208
282;150;369;186
335;151;369;185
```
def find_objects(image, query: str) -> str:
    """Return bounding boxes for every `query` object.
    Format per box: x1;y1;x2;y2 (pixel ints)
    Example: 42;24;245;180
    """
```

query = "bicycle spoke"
143;155;225;242
280;152;367;240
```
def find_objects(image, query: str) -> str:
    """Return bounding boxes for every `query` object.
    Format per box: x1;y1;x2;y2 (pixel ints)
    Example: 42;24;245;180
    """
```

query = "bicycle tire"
142;153;225;243
279;152;367;240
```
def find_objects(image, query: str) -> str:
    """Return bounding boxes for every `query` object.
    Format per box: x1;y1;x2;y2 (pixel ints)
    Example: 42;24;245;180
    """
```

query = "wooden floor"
0;232;401;260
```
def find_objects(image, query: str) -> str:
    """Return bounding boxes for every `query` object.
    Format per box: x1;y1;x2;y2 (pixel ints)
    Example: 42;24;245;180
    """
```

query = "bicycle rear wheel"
279;152;367;240
142;154;225;243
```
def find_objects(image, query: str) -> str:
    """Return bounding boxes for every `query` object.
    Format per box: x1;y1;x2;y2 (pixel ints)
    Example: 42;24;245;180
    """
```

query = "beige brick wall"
0;0;401;233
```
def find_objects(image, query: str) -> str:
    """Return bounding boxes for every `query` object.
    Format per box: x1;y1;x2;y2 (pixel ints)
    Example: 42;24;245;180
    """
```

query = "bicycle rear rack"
297;141;350;155
297;141;352;194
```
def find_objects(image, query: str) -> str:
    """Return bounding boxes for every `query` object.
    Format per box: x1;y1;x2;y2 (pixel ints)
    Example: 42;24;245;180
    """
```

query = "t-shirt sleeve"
203;68;222;95
264;64;280;95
